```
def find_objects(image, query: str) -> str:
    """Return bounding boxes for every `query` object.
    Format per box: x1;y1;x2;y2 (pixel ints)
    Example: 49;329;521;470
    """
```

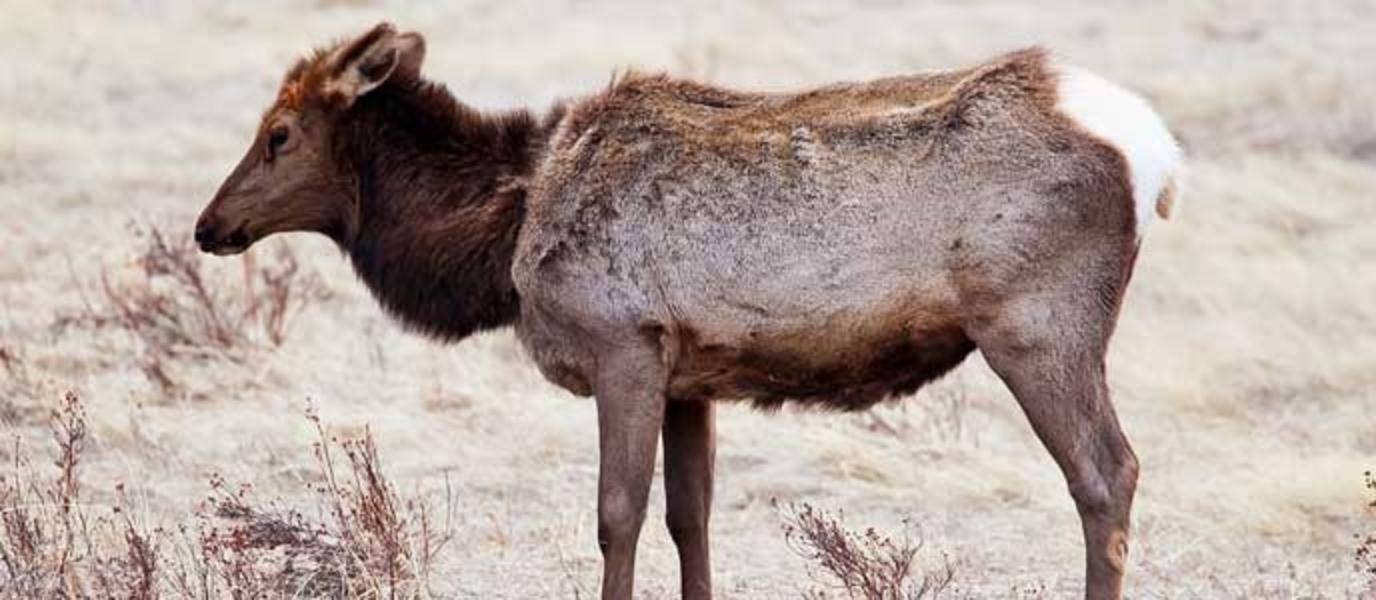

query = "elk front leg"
663;401;715;600
594;346;668;600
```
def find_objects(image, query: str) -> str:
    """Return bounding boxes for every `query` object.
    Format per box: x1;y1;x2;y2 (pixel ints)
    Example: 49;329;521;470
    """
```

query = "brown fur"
334;81;546;340
196;24;1163;600
198;26;555;340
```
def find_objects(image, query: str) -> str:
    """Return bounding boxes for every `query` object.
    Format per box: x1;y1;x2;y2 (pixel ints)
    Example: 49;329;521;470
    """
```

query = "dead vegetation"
0;391;162;599
859;383;972;445
1358;470;1376;594
54;224;325;394
0;391;454;599
196;408;456;599
0;344;37;422
776;501;956;600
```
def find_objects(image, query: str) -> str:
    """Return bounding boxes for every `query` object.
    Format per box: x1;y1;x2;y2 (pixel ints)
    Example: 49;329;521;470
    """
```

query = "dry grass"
52;224;324;397
0;345;36;423
0;391;161;599
185;414;454;599
0;392;453;599
777;501;956;600
109;224;317;350
1358;471;1376;596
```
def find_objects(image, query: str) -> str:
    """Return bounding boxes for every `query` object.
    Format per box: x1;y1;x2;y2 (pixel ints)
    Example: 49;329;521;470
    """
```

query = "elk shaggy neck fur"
334;80;552;341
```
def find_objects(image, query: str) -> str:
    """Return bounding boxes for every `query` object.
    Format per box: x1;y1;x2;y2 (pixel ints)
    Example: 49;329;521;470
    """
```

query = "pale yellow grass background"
2;1;1374;597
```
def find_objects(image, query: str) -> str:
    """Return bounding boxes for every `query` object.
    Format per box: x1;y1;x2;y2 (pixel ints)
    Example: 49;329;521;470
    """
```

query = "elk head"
194;23;425;255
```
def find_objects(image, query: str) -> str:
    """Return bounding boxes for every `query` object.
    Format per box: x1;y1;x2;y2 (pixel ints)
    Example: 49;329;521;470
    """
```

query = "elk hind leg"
971;303;1138;600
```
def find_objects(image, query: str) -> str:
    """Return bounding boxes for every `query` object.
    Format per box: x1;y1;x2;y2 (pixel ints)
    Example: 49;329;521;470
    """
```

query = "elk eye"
267;126;290;159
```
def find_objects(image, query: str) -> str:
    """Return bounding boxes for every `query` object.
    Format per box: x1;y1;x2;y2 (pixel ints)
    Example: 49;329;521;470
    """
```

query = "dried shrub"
107;224;320;353
0;343;35;422
777;501;955;600
0;392;455;599
188;478;348;599
0;344;25;385
0;391;160;599
1358;470;1376;593
56;224;325;392
193;411;455;599
86;484;164;600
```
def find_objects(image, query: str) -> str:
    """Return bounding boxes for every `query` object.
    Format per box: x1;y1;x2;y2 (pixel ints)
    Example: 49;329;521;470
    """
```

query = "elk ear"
324;23;426;106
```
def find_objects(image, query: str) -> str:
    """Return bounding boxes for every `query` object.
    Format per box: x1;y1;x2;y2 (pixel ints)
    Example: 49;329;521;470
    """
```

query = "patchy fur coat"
517;49;1142;409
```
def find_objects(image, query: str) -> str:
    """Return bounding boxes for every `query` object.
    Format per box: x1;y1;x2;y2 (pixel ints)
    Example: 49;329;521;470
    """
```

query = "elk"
194;23;1183;600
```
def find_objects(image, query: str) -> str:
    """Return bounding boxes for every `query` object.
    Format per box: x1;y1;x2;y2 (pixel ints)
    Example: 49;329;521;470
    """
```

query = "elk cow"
195;23;1183;600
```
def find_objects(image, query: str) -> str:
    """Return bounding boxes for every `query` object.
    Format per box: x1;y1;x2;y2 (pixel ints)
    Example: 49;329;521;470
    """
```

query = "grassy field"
2;1;1374;597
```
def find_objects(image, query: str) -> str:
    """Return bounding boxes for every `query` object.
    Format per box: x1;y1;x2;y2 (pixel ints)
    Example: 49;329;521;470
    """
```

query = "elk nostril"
194;224;215;246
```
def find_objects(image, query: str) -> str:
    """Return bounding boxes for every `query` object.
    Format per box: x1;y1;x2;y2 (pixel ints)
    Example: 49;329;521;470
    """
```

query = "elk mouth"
202;225;252;256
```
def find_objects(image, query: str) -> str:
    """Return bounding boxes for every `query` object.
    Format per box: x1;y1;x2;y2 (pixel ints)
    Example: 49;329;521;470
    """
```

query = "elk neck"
335;79;554;342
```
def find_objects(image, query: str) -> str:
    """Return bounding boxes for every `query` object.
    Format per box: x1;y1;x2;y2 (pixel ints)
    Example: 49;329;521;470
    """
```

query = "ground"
2;1;1374;598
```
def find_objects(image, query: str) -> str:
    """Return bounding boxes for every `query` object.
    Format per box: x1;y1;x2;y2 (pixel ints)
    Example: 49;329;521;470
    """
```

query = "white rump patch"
1055;64;1184;238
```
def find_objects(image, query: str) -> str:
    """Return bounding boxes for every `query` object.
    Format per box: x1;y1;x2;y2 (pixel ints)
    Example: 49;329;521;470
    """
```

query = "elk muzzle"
193;211;252;256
